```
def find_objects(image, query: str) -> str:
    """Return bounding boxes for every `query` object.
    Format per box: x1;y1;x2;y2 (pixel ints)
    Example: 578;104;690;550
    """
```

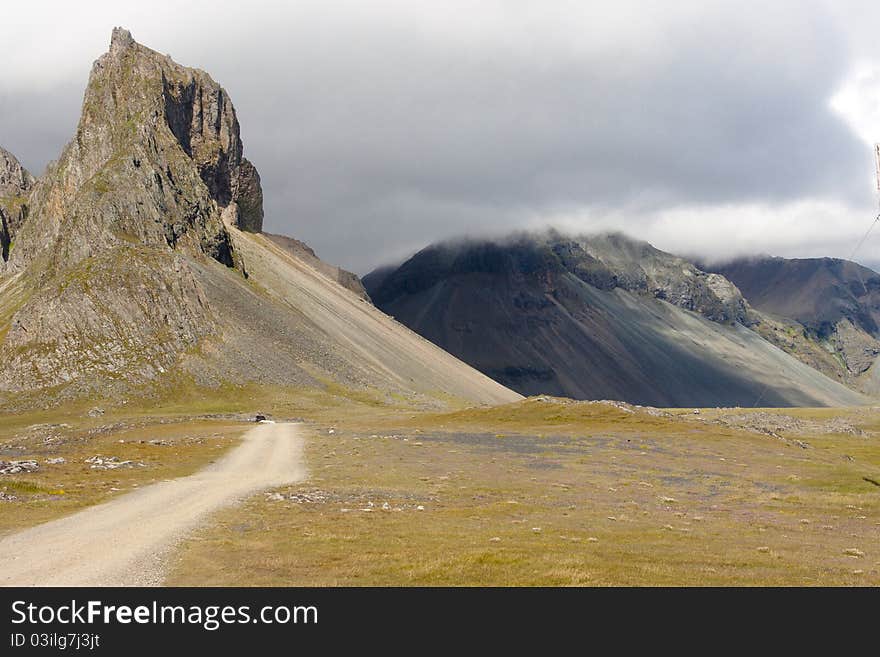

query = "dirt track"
0;422;305;586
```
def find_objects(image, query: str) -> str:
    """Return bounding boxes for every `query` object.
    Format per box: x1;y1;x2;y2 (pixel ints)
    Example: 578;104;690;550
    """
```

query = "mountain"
706;256;880;393
361;264;397;295
263;232;369;300
0;28;517;409
365;231;866;407
0;147;34;263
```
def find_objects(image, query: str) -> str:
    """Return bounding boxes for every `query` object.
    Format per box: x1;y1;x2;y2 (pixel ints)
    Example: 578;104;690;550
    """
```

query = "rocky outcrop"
0;147;34;264
832;318;880;375
0;28;264;391
553;232;753;325
0;148;32;197
8;27;264;279
233;159;264;232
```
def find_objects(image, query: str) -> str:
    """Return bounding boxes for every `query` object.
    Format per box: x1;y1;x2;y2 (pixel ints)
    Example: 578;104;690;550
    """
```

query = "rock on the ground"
84;455;146;470
0;460;39;475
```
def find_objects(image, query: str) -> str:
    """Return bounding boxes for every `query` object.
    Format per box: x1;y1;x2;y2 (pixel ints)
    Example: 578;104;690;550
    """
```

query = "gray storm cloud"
2;1;880;273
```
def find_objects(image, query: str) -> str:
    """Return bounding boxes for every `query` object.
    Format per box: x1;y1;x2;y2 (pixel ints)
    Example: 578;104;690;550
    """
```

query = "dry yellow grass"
0;382;441;536
166;398;880;586
0;415;248;535
5;389;878;585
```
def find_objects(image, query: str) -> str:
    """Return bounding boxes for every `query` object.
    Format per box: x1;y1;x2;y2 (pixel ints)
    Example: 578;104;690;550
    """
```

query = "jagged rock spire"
109;26;135;55
8;27;263;276
0;147;33;196
0;147;33;263
0;28;271;390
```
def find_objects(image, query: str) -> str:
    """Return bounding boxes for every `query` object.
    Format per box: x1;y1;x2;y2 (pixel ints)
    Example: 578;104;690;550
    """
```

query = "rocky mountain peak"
7;27;262;277
109;26;136;56
95;26;264;230
0;28;510;407
0;29;267;391
0;147;34;197
0;147;34;263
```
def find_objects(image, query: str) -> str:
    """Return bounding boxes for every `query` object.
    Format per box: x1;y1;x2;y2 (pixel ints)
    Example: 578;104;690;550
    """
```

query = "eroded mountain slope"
366;232;865;407
177;229;516;405
708;256;880;394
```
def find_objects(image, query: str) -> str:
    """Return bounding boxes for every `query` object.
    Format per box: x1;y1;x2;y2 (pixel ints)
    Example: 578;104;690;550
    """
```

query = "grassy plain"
163;397;880;586
4;387;879;585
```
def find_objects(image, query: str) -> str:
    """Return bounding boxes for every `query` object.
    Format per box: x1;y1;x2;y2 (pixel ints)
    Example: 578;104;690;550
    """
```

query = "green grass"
1;479;62;496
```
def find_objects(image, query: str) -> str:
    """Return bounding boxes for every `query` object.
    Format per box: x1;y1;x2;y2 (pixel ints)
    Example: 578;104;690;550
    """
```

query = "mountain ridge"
365;231;866;407
263;232;369;300
705;255;880;394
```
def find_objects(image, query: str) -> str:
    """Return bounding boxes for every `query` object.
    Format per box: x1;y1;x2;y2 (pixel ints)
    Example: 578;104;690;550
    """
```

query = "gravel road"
0;422;305;586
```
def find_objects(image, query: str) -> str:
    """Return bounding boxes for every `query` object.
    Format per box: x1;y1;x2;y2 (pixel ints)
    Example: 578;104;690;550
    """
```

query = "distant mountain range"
365;232;870;407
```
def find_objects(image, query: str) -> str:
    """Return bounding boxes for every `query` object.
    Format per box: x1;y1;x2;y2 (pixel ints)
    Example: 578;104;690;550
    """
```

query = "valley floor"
2;390;879;586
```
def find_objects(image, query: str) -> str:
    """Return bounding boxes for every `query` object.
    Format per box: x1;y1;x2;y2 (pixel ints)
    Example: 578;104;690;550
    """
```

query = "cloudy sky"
3;1;880;273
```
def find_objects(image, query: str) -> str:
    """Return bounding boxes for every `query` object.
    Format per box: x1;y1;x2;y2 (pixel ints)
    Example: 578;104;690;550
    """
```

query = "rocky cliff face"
553;232;753;325
0;148;32;196
0;28;267;391
8;27;263;279
0;147;34;264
